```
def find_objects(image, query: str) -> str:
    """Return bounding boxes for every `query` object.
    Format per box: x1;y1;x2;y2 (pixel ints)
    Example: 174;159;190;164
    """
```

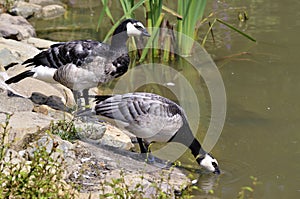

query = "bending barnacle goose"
93;92;220;174
5;19;150;108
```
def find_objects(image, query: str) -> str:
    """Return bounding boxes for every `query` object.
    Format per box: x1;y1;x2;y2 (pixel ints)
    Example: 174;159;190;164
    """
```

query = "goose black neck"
111;28;128;51
169;119;206;159
189;138;206;160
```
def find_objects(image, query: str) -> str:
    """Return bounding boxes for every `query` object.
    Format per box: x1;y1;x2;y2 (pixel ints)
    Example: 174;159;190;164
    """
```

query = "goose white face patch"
126;22;144;36
199;154;219;173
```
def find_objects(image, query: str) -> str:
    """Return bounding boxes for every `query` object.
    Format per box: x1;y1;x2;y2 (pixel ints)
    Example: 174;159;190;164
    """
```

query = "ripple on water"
217;158;253;184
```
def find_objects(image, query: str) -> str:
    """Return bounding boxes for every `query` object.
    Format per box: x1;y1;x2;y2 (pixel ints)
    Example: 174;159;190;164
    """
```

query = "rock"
42;4;65;19
10;1;42;19
99;123;134;151
30;92;72;112
0;72;27;98
0;111;59;149
26;134;76;166
0;13;36;40
75;119;106;144
0;92;33;114
70;141;191;197
33;104;73;120
29;0;64;6
0;37;40;61
0;48;20;67
22;37;57;49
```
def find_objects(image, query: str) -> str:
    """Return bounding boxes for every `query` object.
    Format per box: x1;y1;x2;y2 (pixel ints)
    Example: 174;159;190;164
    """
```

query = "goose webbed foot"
137;137;172;168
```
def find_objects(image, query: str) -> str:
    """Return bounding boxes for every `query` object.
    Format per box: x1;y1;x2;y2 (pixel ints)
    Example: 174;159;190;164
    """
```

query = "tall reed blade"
177;0;207;56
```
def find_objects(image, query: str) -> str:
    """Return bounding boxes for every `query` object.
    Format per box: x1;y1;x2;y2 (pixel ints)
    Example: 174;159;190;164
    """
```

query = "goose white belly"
32;66;58;84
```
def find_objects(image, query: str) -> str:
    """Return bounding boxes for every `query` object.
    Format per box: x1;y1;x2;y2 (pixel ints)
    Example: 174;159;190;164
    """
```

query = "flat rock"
0;37;40;62
99;123;134;150
71;141;191;197
22;37;57;49
0;92;33;114
0;111;58;148
0;48;20;67
0;13;36;40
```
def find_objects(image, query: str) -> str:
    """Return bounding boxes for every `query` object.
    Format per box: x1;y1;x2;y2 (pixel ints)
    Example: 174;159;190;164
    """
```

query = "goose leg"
137;137;148;153
82;89;90;107
137;137;155;163
72;90;82;110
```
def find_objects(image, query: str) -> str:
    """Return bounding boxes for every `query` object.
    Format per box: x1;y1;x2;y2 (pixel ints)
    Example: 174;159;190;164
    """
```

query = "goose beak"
142;29;151;37
213;167;221;175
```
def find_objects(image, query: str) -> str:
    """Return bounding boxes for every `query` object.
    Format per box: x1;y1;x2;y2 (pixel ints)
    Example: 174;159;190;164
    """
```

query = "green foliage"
237;176;261;199
177;0;207;56
100;169;145;198
201;18;256;46
0;113;12;161
48;120;79;142
0;114;76;198
0;0;14;12
98;0;255;60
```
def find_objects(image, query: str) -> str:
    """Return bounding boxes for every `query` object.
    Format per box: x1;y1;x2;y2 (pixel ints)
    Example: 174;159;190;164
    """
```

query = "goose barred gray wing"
95;93;184;142
23;40;110;69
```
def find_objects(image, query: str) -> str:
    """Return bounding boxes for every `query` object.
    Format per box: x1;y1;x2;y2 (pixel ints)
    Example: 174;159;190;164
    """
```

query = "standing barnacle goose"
5;19;150;107
93;92;220;174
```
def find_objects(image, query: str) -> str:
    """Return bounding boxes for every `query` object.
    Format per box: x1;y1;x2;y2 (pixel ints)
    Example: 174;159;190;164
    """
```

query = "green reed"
97;0;256;62
177;0;207;56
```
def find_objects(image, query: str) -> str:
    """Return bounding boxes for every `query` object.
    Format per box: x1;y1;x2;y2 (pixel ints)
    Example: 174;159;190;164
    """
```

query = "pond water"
29;0;300;198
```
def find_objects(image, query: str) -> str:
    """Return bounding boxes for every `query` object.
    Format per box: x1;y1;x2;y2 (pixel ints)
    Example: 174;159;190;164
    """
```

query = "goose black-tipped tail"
94;95;114;103
5;70;35;84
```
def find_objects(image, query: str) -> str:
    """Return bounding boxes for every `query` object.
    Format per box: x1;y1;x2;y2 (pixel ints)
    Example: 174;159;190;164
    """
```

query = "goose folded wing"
95;94;183;139
23;40;110;69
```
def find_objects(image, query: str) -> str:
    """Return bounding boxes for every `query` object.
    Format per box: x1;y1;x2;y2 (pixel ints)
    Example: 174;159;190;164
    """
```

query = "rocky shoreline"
0;6;192;198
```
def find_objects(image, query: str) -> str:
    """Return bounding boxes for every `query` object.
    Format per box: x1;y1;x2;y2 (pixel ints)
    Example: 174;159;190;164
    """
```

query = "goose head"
113;19;150;37
197;153;220;174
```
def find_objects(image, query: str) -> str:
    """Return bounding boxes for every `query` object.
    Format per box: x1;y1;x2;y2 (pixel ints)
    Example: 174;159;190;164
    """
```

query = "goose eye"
134;25;143;30
212;162;218;168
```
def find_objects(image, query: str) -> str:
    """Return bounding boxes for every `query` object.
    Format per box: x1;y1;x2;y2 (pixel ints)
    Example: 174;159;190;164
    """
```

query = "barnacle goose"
5;19;150;107
93;92;220;174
